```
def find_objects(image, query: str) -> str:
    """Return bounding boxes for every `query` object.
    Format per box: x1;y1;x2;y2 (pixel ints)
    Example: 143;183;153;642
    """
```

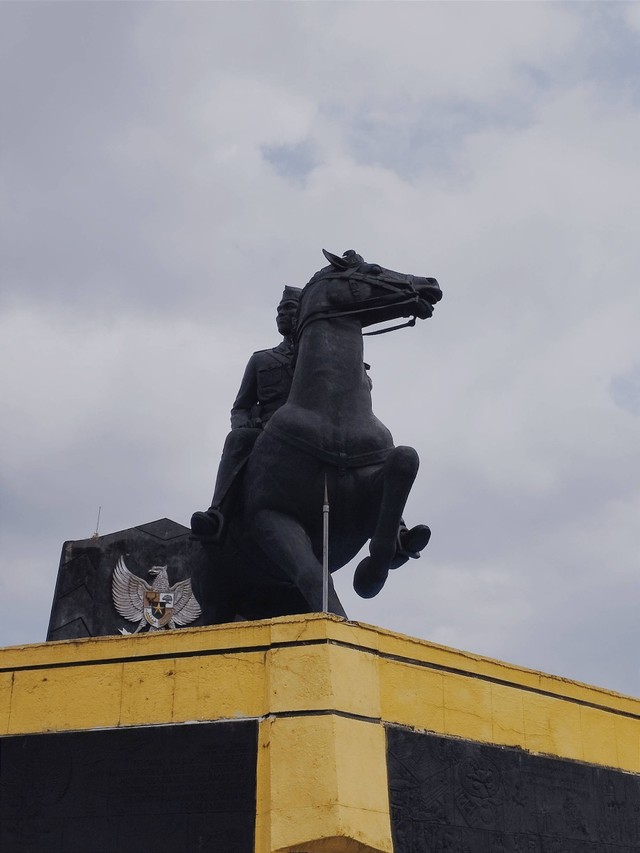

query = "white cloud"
324;2;581;102
191;76;317;149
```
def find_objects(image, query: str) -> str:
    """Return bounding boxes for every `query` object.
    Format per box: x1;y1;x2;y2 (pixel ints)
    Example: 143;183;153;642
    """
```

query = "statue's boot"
389;522;431;570
190;428;261;541
190;507;225;540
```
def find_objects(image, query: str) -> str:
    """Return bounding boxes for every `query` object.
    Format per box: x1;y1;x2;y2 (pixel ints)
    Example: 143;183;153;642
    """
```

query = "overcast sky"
1;1;638;697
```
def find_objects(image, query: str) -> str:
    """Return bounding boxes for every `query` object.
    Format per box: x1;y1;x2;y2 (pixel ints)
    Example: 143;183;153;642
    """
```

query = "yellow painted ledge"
1;613;638;772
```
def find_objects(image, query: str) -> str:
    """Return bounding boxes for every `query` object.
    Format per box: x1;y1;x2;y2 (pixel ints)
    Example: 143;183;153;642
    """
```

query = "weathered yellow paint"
489;682;525;747
521;694;584;762
8;661;123;734
256;714;392;853
120;657;176;726
378;657;445;733
0;671;14;736
580;704;620;767
268;643;381;719
443;672;494;742
171;649;266;723
614;715;640;769
1;613;638;774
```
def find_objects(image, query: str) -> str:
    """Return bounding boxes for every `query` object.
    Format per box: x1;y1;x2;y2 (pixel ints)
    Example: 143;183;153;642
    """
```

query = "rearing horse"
192;250;442;623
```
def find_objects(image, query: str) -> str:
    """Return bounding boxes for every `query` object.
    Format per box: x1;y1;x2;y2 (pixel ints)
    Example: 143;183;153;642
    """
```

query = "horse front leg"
251;509;348;617
353;446;430;599
191;541;239;625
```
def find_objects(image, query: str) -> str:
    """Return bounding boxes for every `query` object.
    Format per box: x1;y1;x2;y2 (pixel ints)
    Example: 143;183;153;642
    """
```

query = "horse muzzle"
415;300;434;320
413;277;442;318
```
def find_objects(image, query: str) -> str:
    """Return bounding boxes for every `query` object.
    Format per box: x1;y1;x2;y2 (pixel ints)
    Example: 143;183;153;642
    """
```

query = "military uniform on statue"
190;286;302;540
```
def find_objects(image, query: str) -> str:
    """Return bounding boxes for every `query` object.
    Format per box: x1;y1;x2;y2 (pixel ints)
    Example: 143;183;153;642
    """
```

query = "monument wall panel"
0;720;257;853
387;726;640;852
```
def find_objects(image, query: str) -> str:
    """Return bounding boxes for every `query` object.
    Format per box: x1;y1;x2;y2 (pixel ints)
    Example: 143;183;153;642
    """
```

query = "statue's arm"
230;354;259;429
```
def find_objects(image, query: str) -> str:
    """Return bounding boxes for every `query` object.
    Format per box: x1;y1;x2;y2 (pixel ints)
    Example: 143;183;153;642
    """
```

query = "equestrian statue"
191;249;442;622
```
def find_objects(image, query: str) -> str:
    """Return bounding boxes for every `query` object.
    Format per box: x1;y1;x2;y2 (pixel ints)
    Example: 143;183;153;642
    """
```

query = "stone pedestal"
1;615;638;852
47;518;208;641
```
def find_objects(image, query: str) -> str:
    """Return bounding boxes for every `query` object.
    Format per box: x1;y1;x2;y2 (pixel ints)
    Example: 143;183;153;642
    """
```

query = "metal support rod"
322;474;329;613
92;506;102;539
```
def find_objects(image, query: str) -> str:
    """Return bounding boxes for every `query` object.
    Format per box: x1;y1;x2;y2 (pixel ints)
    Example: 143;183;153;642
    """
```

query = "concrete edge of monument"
2;614;638;852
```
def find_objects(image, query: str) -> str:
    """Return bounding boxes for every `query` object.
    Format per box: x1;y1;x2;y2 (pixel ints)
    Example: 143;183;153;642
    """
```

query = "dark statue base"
0;721;257;853
47;518;209;640
387;729;639;852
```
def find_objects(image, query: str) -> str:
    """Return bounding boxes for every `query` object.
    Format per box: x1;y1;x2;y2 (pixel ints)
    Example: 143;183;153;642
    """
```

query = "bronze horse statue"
192;250;442;622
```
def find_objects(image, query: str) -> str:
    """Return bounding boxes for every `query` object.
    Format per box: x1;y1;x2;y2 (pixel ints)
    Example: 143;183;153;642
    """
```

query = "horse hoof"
404;523;431;553
353;556;389;599
390;524;431;570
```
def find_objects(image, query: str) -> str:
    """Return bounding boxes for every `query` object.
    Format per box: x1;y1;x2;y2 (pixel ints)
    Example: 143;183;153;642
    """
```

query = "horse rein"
294;269;423;344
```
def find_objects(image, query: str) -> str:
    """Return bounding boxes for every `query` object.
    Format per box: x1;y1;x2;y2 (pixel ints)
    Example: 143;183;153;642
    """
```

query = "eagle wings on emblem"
112;557;201;634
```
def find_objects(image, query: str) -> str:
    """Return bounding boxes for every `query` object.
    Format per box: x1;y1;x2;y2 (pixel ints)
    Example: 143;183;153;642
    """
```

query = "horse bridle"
294;268;423;344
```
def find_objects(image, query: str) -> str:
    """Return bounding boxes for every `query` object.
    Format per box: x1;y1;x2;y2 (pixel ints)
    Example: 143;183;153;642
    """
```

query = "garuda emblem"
112;557;201;634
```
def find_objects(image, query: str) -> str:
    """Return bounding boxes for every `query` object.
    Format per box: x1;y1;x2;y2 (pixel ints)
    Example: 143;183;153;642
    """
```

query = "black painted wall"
0;720;257;853
387;726;640;852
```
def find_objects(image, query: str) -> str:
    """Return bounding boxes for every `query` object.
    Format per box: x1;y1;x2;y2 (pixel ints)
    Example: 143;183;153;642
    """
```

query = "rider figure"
191;286;301;540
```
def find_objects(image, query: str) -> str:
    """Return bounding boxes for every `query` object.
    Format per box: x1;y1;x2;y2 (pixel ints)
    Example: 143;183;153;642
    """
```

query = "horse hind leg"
251;509;347;618
354;445;430;599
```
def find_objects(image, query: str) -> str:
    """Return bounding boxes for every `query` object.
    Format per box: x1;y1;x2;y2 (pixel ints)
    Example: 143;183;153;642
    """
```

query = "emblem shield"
112;558;201;635
143;590;175;628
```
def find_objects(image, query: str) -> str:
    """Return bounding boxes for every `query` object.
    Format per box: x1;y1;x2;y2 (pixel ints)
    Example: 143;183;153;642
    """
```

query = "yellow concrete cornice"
2;615;638;853
1;613;637;722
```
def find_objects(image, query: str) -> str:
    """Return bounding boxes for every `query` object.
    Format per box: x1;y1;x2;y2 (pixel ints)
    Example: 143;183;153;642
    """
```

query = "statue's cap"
281;286;302;303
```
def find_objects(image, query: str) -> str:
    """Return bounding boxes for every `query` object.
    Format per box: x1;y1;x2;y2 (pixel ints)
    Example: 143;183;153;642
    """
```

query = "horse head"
296;249;442;341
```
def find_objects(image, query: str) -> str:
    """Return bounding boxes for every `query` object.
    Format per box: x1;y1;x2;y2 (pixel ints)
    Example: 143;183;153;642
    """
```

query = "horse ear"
322;249;350;270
